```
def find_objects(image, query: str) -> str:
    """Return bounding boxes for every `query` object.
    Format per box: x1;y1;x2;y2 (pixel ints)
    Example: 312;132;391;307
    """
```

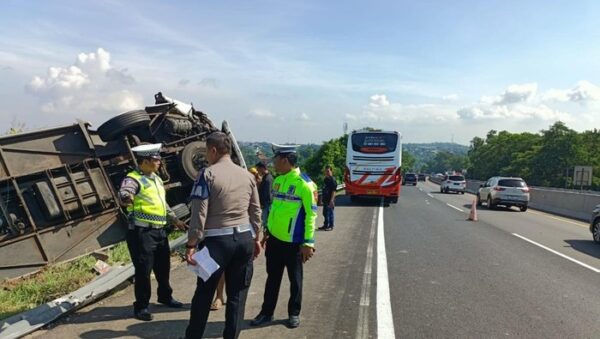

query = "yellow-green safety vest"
126;170;168;226
267;168;318;247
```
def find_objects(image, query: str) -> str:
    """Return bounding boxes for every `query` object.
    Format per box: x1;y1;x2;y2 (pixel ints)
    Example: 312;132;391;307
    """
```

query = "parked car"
440;175;466;194
418;173;426;181
590;204;600;243
403;173;418;185
477;177;530;211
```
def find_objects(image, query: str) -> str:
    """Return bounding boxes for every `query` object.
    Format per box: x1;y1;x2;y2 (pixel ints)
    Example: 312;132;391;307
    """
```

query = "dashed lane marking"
446;203;465;213
512;233;600;273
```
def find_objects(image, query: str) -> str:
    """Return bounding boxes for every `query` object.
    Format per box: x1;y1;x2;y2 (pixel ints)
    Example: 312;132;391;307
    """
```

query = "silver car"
590;204;600;243
477;177;530;211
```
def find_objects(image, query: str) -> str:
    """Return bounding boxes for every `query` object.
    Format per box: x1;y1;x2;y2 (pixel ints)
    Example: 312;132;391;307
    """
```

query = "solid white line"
377;202;396;338
446;203;464;212
512;233;600;273
427;193;434;198
356;209;378;339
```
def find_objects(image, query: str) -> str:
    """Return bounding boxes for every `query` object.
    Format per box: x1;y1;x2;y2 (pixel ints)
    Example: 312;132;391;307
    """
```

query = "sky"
1;0;600;145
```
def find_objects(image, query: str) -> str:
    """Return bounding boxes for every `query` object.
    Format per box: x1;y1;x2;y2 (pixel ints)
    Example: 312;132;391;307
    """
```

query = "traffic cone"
468;200;478;221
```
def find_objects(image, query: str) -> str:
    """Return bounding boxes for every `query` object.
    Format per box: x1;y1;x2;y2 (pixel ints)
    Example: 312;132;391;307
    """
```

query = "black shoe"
325;227;334;231
287;315;300;328
250;314;273;326
134;308;153;321
318;225;328;230
158;297;183;308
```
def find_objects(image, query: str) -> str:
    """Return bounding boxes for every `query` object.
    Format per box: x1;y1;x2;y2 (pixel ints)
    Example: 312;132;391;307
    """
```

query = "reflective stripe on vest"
126;170;168;225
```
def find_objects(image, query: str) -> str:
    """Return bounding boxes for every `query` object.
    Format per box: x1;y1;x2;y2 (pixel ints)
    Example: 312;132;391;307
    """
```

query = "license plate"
453;183;460;185
367;190;377;195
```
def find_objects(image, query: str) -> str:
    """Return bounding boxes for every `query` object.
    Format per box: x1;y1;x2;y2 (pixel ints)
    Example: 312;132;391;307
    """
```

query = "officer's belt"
204;224;254;238
131;220;165;229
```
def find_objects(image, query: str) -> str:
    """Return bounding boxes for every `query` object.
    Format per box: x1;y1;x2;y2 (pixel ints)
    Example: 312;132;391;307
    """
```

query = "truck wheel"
97;110;150;142
180;141;207;181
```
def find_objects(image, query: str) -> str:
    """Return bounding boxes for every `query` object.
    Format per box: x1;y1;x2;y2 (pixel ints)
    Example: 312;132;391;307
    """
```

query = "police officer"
184;132;262;339
119;143;187;321
251;144;317;329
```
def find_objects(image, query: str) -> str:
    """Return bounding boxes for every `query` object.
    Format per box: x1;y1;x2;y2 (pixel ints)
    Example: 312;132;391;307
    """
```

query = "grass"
0;229;187;320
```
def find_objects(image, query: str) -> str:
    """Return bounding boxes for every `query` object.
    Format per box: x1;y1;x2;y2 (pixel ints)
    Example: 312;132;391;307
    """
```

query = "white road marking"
512;233;600;273
377;202;396;338
446;203;465;213
356;209;378;339
427;193;434;198
528;210;588;228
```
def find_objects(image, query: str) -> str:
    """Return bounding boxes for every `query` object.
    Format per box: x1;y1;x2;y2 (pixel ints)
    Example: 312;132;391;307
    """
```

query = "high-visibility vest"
126;170;168;226
267;168;318;247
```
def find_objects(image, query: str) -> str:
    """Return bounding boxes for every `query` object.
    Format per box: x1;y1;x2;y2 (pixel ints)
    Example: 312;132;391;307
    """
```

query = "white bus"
344;130;402;203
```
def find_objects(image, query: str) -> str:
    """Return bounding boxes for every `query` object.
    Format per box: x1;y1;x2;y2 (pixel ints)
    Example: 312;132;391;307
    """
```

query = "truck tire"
180;141;207;181
97;110;150;142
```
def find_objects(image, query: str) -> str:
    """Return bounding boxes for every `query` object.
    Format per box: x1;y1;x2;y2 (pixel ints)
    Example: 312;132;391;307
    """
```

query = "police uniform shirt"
118;172;178;224
188;156;262;240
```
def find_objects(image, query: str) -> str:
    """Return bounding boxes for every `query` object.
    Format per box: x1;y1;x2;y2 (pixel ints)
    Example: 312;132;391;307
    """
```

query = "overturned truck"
0;93;245;279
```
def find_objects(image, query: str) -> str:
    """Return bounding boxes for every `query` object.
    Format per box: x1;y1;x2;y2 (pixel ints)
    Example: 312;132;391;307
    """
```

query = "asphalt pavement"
27;180;600;338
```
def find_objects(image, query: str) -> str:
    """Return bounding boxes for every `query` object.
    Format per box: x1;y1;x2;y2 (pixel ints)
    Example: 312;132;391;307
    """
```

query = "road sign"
573;166;593;187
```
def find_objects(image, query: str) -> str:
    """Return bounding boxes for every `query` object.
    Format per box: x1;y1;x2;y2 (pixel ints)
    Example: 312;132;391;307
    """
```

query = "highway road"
30;180;600;338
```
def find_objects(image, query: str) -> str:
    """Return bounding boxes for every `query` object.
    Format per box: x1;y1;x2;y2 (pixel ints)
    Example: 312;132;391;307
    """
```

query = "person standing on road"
118;143;187;321
251;144;317;329
318;166;337;231
255;162;273;230
184;132;262;339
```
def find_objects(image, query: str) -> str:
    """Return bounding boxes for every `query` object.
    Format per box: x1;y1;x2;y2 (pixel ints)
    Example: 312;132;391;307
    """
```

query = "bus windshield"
351;133;398;154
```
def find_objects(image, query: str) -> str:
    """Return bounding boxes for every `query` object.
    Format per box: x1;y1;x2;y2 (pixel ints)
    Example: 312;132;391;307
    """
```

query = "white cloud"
493;83;538;105
25;48;142;117
179;79;190;86
458;103;564;121
442;94;459;101
247;109;276;119
356;94;458;123
297;112;310;121
458;83;569;122
542;80;600;103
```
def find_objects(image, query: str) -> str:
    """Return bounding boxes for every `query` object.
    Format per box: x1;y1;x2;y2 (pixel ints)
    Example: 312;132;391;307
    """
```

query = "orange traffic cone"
468;200;478;221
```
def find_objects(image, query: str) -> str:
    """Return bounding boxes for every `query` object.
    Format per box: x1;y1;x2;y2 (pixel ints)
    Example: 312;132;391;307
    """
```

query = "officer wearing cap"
251;143;317;329
119;143;187;321
184;132;262;339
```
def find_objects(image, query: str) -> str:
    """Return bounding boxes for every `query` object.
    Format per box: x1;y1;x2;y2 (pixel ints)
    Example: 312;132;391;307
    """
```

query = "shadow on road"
60;304;190;325
79;318;290;339
332;195;386;208
564;240;600;260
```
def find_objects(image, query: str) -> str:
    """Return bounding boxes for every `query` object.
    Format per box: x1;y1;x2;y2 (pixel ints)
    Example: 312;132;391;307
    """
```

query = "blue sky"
1;0;600;144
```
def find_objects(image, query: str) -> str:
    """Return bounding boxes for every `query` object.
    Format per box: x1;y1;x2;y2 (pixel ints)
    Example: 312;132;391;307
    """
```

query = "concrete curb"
0;235;187;339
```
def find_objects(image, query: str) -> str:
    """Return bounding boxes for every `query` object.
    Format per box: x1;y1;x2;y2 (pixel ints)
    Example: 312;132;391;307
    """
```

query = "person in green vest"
119;143;187;321
251;144;317;329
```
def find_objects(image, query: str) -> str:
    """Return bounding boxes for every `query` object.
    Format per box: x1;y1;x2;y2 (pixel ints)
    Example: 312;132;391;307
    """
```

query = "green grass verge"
0;230;187;320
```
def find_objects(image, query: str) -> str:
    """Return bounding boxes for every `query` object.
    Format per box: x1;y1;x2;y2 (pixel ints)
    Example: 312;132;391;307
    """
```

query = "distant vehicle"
403;173;417;186
589;204;600;243
440;175;466;194
0;92;245;279
418;173;426;181
477;177;530;211
344;130;402;204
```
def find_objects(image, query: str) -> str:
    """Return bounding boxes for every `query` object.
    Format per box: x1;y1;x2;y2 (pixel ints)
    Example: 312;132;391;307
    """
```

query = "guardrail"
428;178;599;222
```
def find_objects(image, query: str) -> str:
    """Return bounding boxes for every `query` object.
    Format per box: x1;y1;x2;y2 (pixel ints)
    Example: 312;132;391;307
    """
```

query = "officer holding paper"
184;132;262;339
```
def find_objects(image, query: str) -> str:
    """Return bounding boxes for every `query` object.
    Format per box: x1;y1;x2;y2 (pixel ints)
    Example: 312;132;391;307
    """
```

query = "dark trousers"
260;236;303;317
126;227;173;311
323;204;335;227
185;230;255;339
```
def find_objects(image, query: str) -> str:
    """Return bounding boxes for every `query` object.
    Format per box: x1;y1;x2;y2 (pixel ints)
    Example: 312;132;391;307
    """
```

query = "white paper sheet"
187;247;220;282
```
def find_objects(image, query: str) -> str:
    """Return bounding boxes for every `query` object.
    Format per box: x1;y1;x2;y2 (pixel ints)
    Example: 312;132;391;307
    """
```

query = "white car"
477;176;530;211
440;175;466;194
